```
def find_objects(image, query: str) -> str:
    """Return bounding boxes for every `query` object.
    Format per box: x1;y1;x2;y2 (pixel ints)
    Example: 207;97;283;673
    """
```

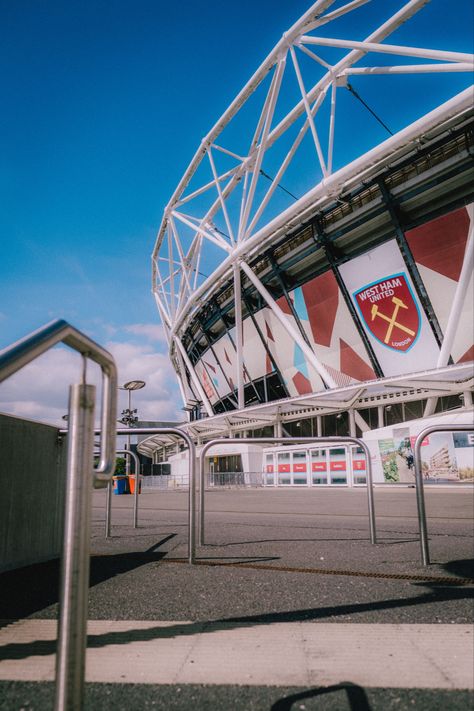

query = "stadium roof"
137;361;473;455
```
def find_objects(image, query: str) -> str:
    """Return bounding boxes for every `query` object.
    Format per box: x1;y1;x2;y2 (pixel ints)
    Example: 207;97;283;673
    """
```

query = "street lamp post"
118;380;146;476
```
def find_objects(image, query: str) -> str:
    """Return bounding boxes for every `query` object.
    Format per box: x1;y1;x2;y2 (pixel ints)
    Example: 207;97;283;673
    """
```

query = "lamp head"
122;380;146;391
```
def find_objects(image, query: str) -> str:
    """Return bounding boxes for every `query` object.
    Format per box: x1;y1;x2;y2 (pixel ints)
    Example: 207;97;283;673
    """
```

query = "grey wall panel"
0;414;66;572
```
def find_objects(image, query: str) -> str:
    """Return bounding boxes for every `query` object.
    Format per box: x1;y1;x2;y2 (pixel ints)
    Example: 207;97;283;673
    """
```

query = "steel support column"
240;260;337;388
234;262;245;409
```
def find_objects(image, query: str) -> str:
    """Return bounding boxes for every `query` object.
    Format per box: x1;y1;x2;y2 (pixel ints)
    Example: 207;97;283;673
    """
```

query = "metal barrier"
142;474;171;490
79;428;196;560
105;450;141;538
0;319;117;711
100;428;197;563
414;423;474;566
208;470;264;487
198;437;376;547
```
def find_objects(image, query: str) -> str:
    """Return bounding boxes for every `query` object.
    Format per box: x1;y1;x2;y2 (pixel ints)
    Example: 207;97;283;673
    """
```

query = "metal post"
414;440;430;567
188;440;196;565
413;423;474;566
126;390;131;477
105;480;112;539
132;451;139;529
121;450;141;530
105;450;141;536
199;452;206;545
377;405;384;428
55;384;96;711
362;440;377;545
348;408;356;437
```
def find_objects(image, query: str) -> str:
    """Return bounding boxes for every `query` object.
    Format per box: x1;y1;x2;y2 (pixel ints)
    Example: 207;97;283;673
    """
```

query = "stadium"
142;0;474;488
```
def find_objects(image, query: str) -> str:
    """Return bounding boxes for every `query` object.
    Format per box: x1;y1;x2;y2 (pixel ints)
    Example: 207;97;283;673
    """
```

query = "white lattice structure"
151;0;474;436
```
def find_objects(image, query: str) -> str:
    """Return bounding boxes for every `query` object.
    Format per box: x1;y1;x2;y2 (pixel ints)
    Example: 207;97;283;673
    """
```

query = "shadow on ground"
442;558;474;579
0;534;277;622
1;578;472;662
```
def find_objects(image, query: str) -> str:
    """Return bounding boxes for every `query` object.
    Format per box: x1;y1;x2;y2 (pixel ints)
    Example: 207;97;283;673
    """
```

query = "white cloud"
124;323;168;343
0;336;184;428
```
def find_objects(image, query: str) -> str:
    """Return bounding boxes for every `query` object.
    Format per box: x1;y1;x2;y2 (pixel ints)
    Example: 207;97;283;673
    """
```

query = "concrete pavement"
0;485;473;709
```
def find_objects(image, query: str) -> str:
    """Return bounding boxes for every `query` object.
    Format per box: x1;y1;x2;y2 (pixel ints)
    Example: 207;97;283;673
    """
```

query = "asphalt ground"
0;485;473;710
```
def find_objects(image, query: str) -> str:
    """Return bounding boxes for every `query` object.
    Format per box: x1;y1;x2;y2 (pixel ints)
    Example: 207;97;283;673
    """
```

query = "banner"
339;240;440;376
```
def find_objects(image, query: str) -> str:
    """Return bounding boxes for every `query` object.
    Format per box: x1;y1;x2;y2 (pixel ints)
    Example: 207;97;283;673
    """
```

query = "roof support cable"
259;169;299;201
346;82;394;136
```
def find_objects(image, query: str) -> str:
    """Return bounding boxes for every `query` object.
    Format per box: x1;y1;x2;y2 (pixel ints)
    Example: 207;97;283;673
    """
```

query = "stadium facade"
142;1;474;487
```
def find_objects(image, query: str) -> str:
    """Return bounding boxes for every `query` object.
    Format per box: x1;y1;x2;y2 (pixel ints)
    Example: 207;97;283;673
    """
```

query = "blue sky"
0;0;472;425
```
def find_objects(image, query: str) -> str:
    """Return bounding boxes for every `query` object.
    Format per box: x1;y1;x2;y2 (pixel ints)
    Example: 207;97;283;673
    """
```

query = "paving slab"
0;619;472;689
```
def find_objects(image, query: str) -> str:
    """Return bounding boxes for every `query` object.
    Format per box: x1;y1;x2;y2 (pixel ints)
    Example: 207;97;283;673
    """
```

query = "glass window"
277;451;291;484
264;454;275;485
311;448;327;484
329;447;347;485
292;451;307;484
351;445;366;485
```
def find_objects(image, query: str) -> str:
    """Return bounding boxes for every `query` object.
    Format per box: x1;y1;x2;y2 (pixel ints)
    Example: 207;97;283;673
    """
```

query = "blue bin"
113;476;128;495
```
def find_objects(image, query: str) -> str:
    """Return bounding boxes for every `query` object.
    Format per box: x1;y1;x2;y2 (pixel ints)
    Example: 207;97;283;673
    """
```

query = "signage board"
339;240;440;376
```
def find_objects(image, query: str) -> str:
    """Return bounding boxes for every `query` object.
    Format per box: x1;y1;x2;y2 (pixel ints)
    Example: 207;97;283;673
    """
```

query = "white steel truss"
151;0;474;411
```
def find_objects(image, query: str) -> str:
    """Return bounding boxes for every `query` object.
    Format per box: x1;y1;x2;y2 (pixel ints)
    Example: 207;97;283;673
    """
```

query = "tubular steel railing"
105;449;141;537
110;428;197;563
414;423;474;566
80;428;197;560
198;437;376;547
0;319;118;711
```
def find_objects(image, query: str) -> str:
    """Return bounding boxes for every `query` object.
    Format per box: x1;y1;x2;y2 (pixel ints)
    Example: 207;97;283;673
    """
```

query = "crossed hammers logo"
371;296;416;344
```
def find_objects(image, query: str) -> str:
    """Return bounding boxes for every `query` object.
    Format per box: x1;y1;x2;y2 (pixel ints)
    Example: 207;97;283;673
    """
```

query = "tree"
114;457;126;476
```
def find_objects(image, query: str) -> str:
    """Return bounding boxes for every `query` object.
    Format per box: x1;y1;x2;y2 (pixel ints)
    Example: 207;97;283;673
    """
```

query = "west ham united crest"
354;273;420;352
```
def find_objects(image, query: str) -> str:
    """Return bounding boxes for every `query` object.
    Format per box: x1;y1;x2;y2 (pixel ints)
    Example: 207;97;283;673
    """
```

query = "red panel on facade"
339;339;376;381
312;462;327;472
457;344;474;364
302;270;339;347
330;461;346;471
278;464;291;472
405;207;469;282
265;320;275;342
293;463;307;472
352;460;366;470
293;371;312;394
266;465;274;473
265;352;273;375
277;294;293;316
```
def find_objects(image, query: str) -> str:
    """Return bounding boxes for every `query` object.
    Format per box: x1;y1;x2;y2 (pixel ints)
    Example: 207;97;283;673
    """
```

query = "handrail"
0;320;118;711
105;450;142;537
198;436;376;547
414;423;474;566
0;318;118;484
